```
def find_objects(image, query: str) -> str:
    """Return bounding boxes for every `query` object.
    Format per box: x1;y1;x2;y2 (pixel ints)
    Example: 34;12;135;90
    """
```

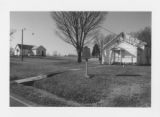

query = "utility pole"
21;28;24;61
14;28;34;62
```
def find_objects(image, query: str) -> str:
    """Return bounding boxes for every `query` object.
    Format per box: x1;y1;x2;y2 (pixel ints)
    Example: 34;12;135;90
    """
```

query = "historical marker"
82;46;91;78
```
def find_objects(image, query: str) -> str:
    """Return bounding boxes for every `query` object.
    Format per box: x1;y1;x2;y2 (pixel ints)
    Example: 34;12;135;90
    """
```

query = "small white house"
14;44;46;56
102;32;147;65
32;46;46;56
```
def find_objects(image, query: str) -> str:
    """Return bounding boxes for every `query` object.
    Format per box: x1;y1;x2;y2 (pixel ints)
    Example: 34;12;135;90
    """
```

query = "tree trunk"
99;47;103;64
99;54;102;64
77;49;82;63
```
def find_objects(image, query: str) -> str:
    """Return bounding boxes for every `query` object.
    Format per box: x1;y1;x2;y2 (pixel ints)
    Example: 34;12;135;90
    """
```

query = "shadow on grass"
20;71;66;86
88;74;110;79
46;71;66;77
116;74;141;77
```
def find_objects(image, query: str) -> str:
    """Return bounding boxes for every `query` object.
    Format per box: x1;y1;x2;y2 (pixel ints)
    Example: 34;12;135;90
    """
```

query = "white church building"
102;32;147;65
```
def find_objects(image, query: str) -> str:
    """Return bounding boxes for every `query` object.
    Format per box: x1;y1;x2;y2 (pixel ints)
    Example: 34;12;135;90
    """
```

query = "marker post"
85;58;89;78
82;46;91;78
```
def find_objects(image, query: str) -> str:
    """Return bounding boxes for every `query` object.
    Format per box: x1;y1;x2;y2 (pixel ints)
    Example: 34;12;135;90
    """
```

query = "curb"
14;69;82;84
14;71;66;84
14;74;47;84
10;93;40;107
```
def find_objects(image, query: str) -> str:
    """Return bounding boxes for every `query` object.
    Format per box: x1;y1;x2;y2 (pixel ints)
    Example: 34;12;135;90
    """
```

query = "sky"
10;12;151;56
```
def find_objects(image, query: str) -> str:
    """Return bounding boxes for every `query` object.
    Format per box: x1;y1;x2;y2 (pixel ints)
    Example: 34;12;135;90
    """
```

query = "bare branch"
51;11;107;62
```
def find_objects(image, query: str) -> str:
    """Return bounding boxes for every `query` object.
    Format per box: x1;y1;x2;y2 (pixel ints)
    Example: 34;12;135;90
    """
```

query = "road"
10;95;31;107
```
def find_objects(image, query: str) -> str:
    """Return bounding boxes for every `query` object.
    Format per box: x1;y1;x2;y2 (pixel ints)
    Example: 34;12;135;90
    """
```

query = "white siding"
14;46;20;56
102;33;146;64
117;42;137;57
35;46;46;56
117;42;137;63
32;50;37;55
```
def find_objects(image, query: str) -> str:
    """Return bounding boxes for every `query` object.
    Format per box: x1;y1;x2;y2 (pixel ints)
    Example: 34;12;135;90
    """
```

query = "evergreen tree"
92;44;100;57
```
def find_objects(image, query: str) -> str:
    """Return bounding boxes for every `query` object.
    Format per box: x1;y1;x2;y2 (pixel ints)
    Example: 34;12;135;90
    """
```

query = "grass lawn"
10;82;70;106
10;56;151;107
10;56;99;81
33;65;151;107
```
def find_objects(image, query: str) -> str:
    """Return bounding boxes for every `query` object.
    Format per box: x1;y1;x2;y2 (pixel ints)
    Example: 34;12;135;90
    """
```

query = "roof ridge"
103;33;121;49
103;32;146;49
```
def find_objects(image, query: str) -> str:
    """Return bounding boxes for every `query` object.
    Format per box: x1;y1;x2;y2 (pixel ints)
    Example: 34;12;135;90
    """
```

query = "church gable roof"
15;44;46;51
103;32;147;49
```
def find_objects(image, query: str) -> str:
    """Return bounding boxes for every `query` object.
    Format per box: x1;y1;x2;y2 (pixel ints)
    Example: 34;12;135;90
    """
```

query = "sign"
82;46;91;59
82;46;90;78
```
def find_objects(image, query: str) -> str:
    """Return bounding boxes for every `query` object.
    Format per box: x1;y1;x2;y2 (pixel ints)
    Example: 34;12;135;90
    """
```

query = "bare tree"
94;33;116;64
51;12;107;63
104;34;116;44
131;27;151;65
10;29;16;41
94;33;105;64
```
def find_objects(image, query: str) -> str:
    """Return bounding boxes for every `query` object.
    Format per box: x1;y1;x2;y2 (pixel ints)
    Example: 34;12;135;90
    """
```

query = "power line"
99;26;117;35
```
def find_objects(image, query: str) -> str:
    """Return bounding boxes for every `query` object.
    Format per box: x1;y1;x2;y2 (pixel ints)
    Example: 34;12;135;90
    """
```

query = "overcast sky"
10;12;151;55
